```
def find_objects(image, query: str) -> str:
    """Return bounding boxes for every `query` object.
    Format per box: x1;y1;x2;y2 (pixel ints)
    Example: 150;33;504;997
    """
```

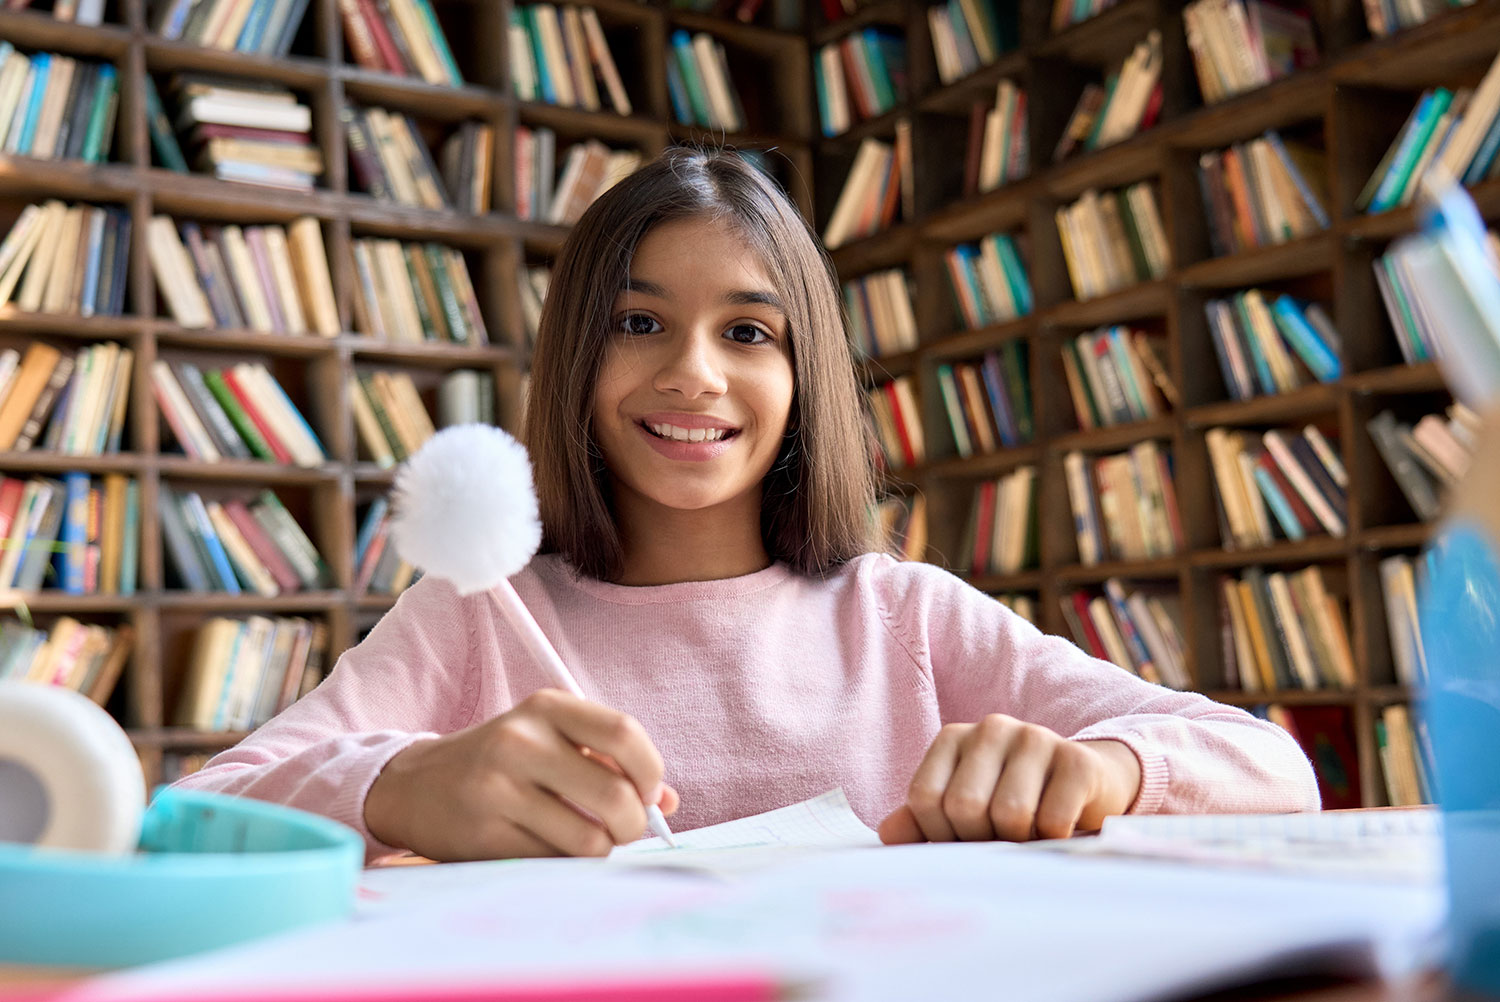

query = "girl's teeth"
650;423;728;442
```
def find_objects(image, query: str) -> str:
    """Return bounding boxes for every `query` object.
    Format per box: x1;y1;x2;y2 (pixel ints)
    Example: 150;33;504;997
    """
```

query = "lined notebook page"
613;788;882;856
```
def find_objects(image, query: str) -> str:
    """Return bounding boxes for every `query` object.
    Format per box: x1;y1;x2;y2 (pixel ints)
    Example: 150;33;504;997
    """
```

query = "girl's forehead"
626;222;778;293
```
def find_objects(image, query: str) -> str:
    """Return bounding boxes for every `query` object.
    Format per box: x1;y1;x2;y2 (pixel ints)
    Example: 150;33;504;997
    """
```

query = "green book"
202;368;276;462
1001;340;1032;441
1064;339;1104;429
423;243;468;344
410;0;463;86
671;31;713;127
401;245;438;340
357;371;408;461
143;76;188;173
1084;73;1119;152
80;64;117;163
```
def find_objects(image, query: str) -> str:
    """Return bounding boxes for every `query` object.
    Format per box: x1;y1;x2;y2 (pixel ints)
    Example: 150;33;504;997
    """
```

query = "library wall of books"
1;0;1496;809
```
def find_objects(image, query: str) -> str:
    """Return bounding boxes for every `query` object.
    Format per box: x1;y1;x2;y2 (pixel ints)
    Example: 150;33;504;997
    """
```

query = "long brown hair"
524;146;878;581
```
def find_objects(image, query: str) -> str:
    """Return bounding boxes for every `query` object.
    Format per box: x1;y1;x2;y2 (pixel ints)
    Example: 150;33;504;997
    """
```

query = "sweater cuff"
326;730;441;863
1072;731;1169;815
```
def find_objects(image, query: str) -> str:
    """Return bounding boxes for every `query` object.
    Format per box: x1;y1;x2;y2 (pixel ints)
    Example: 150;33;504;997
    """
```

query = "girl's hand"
364;688;678;861
877;715;1141;844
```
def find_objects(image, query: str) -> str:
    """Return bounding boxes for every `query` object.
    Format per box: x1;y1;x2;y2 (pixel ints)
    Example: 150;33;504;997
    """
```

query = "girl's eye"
620;313;661;336
727;323;772;345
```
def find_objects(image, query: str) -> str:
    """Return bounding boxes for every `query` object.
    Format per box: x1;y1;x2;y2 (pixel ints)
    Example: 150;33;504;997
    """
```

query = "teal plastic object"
1419;522;1500;997
0;786;363;968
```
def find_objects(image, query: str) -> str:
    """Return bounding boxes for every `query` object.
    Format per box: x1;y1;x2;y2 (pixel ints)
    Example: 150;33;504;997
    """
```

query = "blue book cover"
1371;90;1450;214
1271;295;1341;382
1251;465;1306;541
1463;107;1500;186
665;43;692;125
990;233;1033;316
182;490;242;594
1232;294;1277;395
978;351;1018;447
210;621;248;732
15;54;51;155
355;496;388;569
78;210;104;319
1105;326;1150;420
524;8;555;105
237;0;275;51
59;472;90;595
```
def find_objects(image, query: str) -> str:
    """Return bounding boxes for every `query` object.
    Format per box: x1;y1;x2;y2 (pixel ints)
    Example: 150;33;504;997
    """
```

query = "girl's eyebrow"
624;278;786;314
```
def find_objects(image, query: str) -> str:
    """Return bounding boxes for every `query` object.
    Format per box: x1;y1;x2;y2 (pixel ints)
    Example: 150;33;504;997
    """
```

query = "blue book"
524;9;555;105
237;0;275;51
1270;295;1341;382
978;351;1018;446
990;233;1033;316
268;0;313;56
355;497;388;569
15;54;51;156
665;45;692;125
1463;106;1500;186
1105;326;1150;420
78;210;104;319
1251;465;1306;541
181;490;241;594
1372;89;1452;214
59;472;90;595
1231;294;1277;395
157;487;210;592
209;621;248;732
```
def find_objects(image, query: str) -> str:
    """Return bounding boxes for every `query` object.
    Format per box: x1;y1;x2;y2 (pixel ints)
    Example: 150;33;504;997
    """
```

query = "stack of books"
1378;704;1430;806
509;5;631;113
1378;553;1429;687
943;231;1033;329
876;493;926;562
0;341;133;455
349;237;487;346
957;466;1037;576
843;268;918;359
348;369;437;468
152;0;314;56
815;28;905;136
669;29;747;131
160;75;322;191
338;0;463;85
0;472;138;595
1055;183;1170;300
1182;0;1318;104
1205;425;1348;548
516;264;550;349
1197;130;1328;256
151;359;326;468
0;45;119;163
1051;0;1119;33
967;80;1027;194
1053;32;1163;162
147;216;340;336
1366;404;1479;521
1061;326;1175;430
1218;565;1355;692
823;133;912;248
1362;0;1479;39
1358;53;1500;214
160;485;330;596
515;132;640;224
353;497;417;596
927;0;1018;85
1062;579;1190;689
1063;441;1184;565
0;618;133;708
866;376;924;470
174;615;328;732
344;105;495;214
936;342;1032;456
1204;290;1341;400
0;200;131;318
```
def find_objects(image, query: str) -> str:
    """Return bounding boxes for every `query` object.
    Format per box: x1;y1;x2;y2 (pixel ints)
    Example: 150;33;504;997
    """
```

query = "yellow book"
99;473;126;595
206;499;279;597
347;374;395;467
287;217;340;336
0;343;61;450
262;225;308;335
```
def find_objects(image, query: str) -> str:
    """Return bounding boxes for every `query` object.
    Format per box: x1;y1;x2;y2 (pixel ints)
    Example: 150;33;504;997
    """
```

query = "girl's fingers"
499;784;616;858
905;725;965;842
530;738;652;846
531;689;666;804
986;729;1053;842
942;724;1012;841
877;804;926;845
1034;745;1098;840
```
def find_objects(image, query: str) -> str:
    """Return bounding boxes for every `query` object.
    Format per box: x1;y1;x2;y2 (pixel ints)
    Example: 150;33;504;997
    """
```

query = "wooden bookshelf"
0;0;815;787
813;0;1500;807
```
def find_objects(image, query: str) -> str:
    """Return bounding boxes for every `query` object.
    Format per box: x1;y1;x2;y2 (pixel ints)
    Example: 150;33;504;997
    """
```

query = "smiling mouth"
638;421;741;443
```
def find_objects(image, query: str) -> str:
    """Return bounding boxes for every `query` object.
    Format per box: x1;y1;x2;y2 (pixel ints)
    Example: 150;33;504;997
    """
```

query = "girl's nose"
653;331;728;398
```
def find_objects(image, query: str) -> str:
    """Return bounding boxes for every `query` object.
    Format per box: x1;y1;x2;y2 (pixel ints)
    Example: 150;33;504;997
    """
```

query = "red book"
224;498;301;592
221;368;294;465
192;123;313;145
355;518;390;593
1071;591;1108;660
971;480;997;574
0;477;26;543
881;381;916;467
1139;80;1165;131
1285;705;1362;810
356;0;408;75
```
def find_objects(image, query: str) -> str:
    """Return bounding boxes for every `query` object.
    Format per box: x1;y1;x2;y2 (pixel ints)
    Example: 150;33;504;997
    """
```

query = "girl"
173;148;1319;862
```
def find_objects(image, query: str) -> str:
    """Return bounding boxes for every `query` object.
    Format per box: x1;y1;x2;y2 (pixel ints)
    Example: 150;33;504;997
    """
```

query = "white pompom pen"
389;424;677;848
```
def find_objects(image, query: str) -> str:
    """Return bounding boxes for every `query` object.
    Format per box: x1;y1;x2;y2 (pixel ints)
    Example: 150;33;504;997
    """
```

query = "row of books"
866;376;925;470
7;0;107;24
1061;326;1173;430
509;5;631;115
354;496;416;595
350;236;488;346
936;341;1033;456
1378;553;1428;688
1050;0;1118;33
1206;424;1349;549
1367;405;1477;522
944;230;1033;329
516;263;551;350
1363;0;1478;38
0;473;138;595
151;0;312;57
0;619;132;708
516;133;639;225
1219;564;1355;692
957;466;1037;576
967;80;1027;194
1053;32;1163;162
669;29;747;132
1198;131;1329;257
1183;0;1317;105
150;75;321;191
0;201;129;319
160;485;330;595
1377;703;1430;807
927;0;1017;87
823;131;912;249
349;370;436;467
1055;183;1170;301
345;105;494;214
147;215;340;336
152;359;326;467
815;28;905;136
175;615;328;731
336;0;462;86
1061;579;1190;690
1064;441;1184;565
0;342;132;456
1205;290;1341;401
1360;52;1500;213
1375;227;1500;365
843;267;918;359
876;492;926;562
0;45;118;163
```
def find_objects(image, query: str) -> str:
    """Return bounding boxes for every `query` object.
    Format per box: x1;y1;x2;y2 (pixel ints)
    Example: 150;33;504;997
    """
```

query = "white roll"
0;681;145;853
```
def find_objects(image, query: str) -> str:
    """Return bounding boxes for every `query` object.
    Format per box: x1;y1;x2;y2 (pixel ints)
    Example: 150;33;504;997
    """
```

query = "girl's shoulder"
833;551;975;609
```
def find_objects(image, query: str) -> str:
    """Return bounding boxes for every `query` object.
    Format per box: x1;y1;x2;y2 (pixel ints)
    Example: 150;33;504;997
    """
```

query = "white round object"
0;681;145;853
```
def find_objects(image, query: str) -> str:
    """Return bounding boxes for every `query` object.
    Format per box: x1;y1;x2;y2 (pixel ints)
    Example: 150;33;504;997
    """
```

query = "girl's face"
591;216;796;518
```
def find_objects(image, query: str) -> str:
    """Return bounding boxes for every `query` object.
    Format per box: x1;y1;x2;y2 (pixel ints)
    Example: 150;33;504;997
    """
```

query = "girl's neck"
612;492;772;586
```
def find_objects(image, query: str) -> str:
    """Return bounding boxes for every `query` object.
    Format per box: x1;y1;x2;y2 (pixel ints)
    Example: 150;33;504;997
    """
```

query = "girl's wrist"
1078;738;1144;816
364;738;433;851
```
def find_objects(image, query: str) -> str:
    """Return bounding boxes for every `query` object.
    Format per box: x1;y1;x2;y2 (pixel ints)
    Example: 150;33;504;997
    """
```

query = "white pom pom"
390;424;543;595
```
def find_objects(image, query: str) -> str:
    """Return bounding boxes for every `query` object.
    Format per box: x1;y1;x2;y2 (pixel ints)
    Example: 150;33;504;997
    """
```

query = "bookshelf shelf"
1357;524;1433;552
1204;689;1358;707
1176;234;1335;289
1189;537;1349;570
1050;416;1175;454
1183;384;1341;429
1043;280;1170;328
1344;361;1446;395
1054;556;1183;585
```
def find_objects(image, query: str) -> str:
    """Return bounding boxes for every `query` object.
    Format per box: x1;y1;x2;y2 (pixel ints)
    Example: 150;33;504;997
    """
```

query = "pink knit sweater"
173;553;1321;861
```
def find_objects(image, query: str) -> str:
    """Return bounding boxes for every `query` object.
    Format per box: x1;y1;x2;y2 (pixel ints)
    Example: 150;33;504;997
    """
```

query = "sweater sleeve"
168;574;481;861
871;556;1320;815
